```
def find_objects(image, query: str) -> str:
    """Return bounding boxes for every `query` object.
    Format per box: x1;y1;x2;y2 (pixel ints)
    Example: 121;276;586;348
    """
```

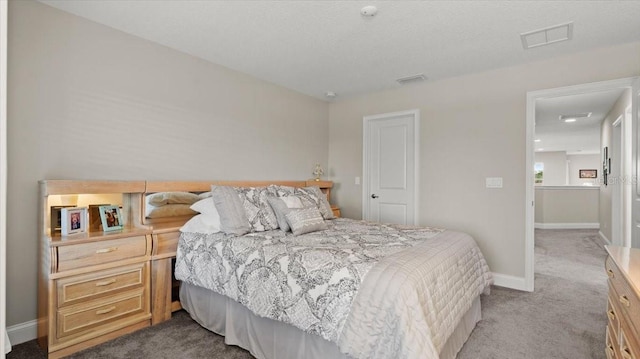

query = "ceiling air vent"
520;22;573;50
397;74;426;85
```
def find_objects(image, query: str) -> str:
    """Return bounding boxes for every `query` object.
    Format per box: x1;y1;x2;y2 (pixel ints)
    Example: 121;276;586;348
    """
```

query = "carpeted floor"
8;229;608;359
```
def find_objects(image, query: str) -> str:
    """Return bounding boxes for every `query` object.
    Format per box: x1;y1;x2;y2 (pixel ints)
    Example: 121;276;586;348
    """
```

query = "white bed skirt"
180;282;482;359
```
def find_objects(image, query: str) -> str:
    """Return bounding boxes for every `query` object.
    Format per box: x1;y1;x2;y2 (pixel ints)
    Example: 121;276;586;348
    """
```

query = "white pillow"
190;197;217;214
179;214;221;234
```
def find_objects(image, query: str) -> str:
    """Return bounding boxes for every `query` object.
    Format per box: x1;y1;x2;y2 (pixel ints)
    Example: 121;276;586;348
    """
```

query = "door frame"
362;109;420;225
525;77;637;292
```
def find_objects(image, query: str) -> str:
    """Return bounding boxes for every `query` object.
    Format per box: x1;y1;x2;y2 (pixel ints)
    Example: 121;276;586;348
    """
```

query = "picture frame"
579;169;597;179
88;204;109;232
61;207;87;236
99;205;123;232
50;205;75;234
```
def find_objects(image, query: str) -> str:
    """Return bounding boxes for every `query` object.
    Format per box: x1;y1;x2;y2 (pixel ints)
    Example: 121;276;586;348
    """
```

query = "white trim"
599;231;611;245
535;185;599;190
6;320;37;347
362;109;420;225
534;222;600;229
525;77;637;294
1;0;8;355
492;273;528;291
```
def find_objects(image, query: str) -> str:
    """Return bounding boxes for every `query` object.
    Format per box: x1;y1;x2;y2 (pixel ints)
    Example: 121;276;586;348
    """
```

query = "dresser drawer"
57;263;146;307
609;278;640;339
57;236;147;271
151;231;179;257
621;328;640;359
609;296;621;342
56;289;146;339
608;325;620;359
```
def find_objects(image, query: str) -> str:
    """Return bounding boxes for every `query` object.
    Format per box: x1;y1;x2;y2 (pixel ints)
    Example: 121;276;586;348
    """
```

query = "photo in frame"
99;205;123;232
579;169;597;179
61;207;87;236
50;205;75;234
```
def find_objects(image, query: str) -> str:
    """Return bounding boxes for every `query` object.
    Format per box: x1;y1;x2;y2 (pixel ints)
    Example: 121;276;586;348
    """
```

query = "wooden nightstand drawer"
57;236;147;271
57;263;146;307
331;206;341;218
151;232;179;257
56;289;146;340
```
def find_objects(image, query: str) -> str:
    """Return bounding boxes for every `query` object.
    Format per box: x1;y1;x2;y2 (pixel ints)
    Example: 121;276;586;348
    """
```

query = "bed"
166;182;492;359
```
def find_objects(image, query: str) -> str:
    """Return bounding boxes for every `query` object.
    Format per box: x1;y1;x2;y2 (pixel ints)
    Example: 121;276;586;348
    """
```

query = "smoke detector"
361;6;378;17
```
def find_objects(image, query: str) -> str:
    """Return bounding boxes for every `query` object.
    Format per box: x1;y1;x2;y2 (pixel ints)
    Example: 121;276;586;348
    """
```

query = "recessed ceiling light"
534;139;541;143
559;112;592;121
537;148;545;151
564;118;577;123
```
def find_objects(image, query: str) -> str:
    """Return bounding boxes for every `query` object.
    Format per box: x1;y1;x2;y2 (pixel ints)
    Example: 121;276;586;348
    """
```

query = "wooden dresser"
38;181;152;359
605;246;640;359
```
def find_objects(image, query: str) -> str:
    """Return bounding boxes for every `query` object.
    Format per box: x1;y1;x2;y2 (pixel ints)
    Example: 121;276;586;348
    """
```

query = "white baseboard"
7;319;36;346
491;272;529;291
534;222;600;229
599;231;611;245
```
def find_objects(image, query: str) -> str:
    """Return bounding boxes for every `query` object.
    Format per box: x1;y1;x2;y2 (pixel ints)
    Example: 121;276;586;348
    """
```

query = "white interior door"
632;77;640;248
363;110;418;225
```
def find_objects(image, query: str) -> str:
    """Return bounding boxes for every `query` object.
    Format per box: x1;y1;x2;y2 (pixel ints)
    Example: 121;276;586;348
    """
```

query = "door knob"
371;194;379;199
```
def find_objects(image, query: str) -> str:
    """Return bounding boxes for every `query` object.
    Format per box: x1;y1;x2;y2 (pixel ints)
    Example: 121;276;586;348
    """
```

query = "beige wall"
567;154;600;186
534;187;599;224
328;42;640;279
599;89;632;242
534;151;567;186
7;1;329;326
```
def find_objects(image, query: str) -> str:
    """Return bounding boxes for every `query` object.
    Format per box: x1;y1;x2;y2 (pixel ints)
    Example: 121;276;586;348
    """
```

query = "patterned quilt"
175;218;493;358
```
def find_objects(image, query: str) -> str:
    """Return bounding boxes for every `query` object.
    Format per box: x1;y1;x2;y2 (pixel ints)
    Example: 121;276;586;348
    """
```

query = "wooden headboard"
141;180;334;227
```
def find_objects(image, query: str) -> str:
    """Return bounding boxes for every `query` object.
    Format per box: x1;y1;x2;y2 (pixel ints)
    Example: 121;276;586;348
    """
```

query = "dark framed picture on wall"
579;169;597;179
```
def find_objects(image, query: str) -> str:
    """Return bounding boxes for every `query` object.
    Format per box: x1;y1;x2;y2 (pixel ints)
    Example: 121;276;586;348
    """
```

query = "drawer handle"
95;279;116;287
622;347;632;359
96;247;118;254
95;306;116;315
607;310;616;321
619;295;631;307
607;269;615;278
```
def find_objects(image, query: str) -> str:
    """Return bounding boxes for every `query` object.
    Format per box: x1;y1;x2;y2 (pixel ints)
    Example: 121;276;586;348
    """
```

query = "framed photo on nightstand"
61;207;87;236
99;205;123;232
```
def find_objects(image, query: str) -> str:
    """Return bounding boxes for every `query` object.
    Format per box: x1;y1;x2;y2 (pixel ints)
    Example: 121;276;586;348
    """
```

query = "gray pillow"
294;186;335;220
267;195;304;232
211;185;250;236
285;207;327;236
234;186;279;232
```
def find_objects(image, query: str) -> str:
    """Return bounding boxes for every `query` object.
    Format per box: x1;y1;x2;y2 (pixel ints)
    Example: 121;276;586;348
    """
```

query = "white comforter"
176;218;493;359
338;230;492;359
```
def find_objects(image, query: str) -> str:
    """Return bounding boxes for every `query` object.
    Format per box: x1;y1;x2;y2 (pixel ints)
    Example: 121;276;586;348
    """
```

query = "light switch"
355;177;361;185
486;177;503;188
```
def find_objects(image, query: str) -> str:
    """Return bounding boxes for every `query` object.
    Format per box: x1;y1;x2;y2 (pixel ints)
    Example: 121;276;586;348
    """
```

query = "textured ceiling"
39;1;640;100
535;89;625;154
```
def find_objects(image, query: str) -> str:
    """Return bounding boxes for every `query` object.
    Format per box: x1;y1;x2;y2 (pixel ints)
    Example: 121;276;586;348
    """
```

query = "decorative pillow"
147;192;200;207
292;186;335;220
234;186;279;232
198;191;212;199
285;207;327;236
267;195;304;232
211;185;250;236
145;204;197;218
179;214;221;234
266;184;296;197
190;197;217;215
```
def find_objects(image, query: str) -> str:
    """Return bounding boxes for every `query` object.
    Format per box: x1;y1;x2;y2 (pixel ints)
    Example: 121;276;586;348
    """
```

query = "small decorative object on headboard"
313;163;324;181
